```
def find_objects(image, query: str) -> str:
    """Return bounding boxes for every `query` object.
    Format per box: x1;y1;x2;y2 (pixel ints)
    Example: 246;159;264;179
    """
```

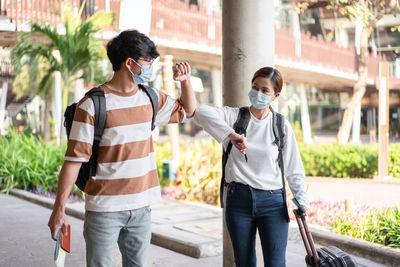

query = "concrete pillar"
352;13;363;145
105;0;110;12
0;82;8;135
375;62;391;180
291;5;301;57
299;84;312;144
317;107;323;130
222;0;275;107
52;50;63;145
162;55;180;163
74;70;85;102
222;1;275;265
54;70;62;146
211;69;222;106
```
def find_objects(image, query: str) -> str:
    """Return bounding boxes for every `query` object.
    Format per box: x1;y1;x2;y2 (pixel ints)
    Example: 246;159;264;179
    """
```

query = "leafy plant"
155;139;223;205
299;143;379;178
389;143;400;178
11;2;114;141
0;129;65;193
331;207;400;248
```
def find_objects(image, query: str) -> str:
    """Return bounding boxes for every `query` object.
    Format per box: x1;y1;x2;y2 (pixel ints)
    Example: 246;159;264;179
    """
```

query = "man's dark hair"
107;30;160;71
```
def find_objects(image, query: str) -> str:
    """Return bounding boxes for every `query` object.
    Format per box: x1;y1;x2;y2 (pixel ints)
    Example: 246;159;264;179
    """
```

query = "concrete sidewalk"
2;185;398;267
0;193;221;267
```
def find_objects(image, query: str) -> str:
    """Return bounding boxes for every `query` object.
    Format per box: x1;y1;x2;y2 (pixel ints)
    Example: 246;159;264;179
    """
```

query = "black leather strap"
139;84;158;130
86;88;106;177
220;107;250;207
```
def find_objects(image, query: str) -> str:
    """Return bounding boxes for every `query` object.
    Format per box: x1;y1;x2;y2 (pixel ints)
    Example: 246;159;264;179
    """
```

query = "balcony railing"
150;0;222;49
0;0;120;28
0;0;389;80
151;0;385;78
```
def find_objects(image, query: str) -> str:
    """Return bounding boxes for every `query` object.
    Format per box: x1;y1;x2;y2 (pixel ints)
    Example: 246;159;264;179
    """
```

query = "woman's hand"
302;205;308;215
229;132;248;154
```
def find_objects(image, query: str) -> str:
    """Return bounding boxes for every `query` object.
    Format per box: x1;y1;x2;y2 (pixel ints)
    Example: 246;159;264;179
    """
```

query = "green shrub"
1;130;400;200
299;144;379;178
389;143;400;178
331;208;400;248
0;129;66;193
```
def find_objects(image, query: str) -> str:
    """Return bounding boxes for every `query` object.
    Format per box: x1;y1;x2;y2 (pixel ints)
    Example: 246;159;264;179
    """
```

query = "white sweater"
194;105;309;208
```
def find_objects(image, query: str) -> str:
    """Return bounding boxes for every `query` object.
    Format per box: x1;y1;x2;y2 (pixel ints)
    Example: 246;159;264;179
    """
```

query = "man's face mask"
129;58;153;84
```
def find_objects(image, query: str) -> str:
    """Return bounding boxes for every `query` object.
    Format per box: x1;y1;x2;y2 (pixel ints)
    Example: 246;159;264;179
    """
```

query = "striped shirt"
65;86;186;212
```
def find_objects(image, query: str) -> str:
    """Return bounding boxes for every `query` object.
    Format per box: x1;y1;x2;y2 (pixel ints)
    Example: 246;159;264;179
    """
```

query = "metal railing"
0;0;120;27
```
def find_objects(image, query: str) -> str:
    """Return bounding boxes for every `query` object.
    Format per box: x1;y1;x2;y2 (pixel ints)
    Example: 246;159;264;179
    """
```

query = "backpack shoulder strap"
233;106;251;136
139;84;159;131
271;110;290;222
220;106;250;207
85;87;106;177
272;111;285;150
223;106;251;166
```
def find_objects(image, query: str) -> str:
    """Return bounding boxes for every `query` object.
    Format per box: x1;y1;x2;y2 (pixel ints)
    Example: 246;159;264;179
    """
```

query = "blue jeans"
225;182;289;267
83;206;152;267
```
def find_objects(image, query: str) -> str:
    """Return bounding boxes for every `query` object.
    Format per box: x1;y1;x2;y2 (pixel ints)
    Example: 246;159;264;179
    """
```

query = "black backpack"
220;106;290;221
64;84;159;191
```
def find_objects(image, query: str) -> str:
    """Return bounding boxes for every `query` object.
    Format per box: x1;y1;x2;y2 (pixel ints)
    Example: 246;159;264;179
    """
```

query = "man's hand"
48;208;69;240
173;62;191;82
229;132;248;154
174;61;196;117
47;161;82;241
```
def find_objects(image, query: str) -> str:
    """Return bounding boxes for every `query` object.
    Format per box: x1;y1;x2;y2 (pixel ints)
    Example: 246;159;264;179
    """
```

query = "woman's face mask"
129;58;153;84
248;89;272;109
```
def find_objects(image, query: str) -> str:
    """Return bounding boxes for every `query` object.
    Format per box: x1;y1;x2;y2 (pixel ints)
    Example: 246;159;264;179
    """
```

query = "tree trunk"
43;93;51;142
337;26;370;145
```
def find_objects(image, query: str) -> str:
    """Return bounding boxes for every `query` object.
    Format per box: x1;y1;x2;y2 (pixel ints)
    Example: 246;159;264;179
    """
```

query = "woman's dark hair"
106;30;160;71
251;67;283;95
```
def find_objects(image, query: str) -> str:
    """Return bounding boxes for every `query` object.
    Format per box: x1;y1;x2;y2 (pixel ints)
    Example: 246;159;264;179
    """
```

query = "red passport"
61;224;71;253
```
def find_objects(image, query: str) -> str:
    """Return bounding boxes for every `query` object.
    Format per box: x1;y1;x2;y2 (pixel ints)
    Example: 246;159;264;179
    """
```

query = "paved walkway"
1;177;399;266
0;193;222;267
306;177;400;208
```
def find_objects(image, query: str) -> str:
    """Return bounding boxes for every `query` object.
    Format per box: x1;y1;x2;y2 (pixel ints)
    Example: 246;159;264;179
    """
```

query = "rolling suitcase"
294;209;358;267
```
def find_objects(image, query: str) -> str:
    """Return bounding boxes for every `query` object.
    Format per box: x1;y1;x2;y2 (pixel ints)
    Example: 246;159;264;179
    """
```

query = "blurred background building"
0;0;399;142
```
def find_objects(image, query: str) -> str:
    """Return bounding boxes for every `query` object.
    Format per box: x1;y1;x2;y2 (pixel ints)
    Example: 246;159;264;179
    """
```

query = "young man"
48;30;196;266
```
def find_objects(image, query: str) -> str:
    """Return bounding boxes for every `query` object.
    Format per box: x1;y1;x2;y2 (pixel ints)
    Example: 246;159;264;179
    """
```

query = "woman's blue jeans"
225;182;289;267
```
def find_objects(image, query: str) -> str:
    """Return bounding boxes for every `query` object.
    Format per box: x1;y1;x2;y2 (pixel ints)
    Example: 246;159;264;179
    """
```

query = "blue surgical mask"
129;59;153;84
248;89;272;109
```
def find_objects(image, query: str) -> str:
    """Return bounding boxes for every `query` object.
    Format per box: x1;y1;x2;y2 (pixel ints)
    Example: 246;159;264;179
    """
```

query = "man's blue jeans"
83;206;151;267
225;182;289;267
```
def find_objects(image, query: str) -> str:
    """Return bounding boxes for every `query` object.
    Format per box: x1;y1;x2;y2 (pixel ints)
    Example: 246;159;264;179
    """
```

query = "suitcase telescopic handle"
294;209;319;265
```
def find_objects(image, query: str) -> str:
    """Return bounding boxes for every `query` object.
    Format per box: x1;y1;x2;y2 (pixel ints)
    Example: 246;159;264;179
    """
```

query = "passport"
60;224;71;253
54;225;71;267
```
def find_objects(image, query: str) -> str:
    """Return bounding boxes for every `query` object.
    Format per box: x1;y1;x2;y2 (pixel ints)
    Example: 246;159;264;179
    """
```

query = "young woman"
193;67;309;267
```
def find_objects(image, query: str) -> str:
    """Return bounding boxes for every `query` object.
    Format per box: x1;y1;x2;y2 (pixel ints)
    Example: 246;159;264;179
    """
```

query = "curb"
151;230;221;258
8;189;400;264
308;225;400;267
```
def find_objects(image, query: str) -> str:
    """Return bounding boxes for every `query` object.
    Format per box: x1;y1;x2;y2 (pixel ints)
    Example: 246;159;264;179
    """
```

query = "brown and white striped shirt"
64;86;186;212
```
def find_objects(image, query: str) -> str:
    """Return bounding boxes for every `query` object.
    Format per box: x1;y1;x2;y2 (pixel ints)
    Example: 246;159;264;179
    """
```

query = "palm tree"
11;2;114;142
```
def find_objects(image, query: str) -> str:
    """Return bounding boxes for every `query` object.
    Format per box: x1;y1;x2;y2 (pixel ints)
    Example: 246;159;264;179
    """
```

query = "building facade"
0;0;399;141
